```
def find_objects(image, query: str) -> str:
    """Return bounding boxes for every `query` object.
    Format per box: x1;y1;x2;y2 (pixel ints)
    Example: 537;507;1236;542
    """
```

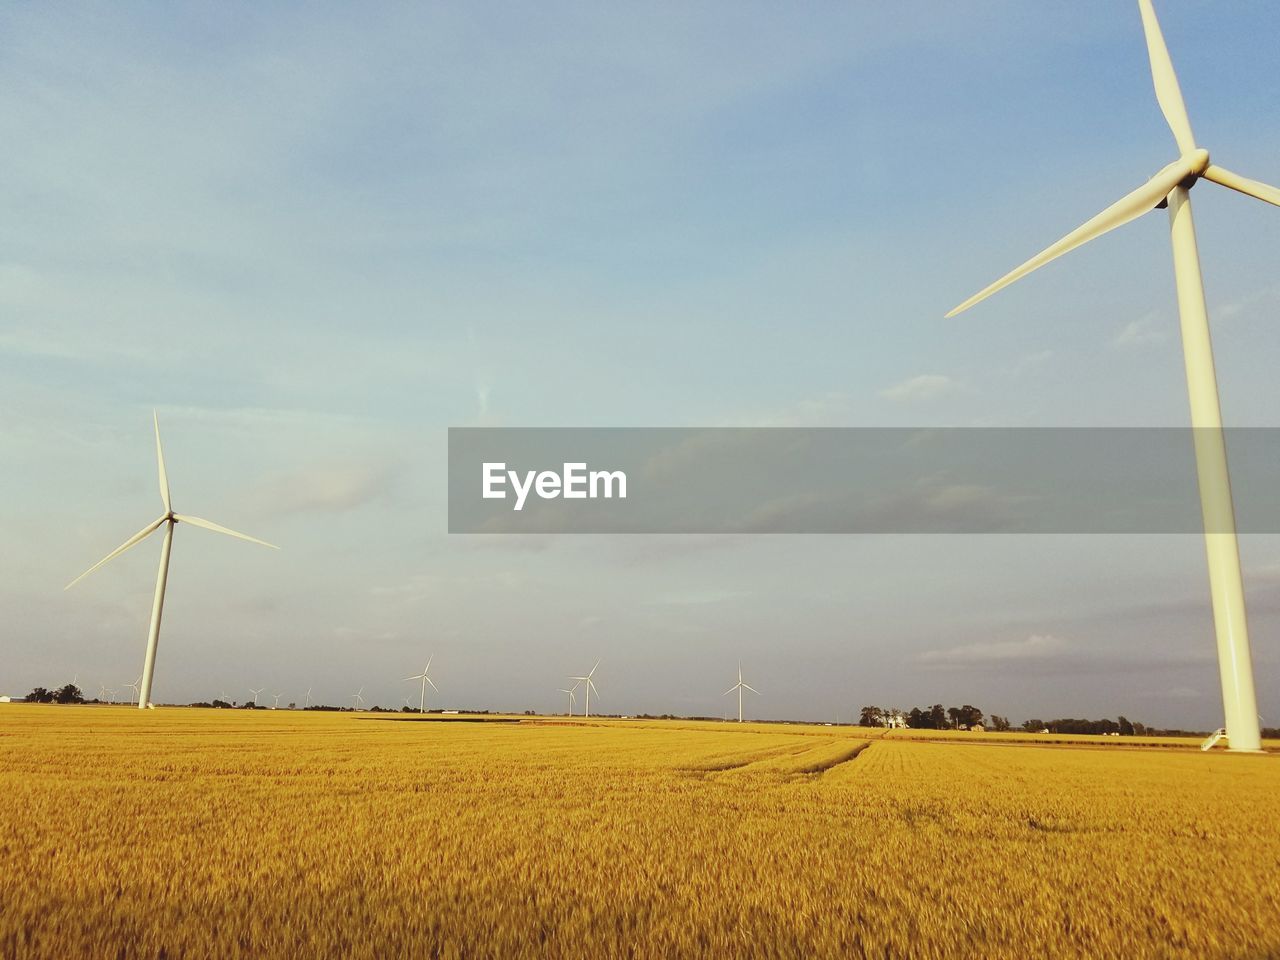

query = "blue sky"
3;2;1279;725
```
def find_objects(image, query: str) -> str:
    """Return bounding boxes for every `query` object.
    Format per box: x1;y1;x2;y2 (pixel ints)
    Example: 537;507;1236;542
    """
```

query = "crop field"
1;707;1278;959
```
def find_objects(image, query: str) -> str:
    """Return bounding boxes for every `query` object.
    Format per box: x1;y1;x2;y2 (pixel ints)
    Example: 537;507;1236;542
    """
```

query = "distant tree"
947;707;961;729
990;715;1011;732
211;699;232;709
859;706;883;727
929;704;947;729
958;705;983;728
1132;721;1147;736
27;687;54;703
906;707;926;729
1022;718;1045;732
1118;716;1135;736
55;684;84;704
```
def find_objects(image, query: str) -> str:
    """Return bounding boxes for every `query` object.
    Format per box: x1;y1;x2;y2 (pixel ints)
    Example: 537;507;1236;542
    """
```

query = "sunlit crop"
1;706;1277;958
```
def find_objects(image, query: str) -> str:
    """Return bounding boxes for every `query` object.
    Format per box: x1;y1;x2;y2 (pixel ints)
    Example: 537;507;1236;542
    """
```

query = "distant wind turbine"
402;656;438;713
558;687;577;717
723;662;759;723
351;688;365;710
272;693;283;710
568;661;600;718
304;687;312;709
946;0;1277;752
249;687;264;707
65;412;277;710
124;677;141;706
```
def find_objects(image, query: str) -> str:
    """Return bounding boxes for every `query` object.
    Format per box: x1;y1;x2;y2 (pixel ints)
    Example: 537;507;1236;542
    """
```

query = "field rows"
1;707;1277;958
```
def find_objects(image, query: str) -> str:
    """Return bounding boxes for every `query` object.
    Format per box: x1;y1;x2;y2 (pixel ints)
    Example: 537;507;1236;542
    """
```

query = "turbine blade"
402;675;422;682
588;659;600;677
743;683;760;695
154;411;172;513
1203;164;1280;209
426;677;438;692
1137;0;1196;154
723;686;737;697
946;158;1192;317
175;514;277;549
65;516;167;589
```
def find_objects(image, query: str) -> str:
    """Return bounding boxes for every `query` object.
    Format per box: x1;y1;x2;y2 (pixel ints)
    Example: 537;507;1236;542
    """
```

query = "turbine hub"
1177;148;1211;190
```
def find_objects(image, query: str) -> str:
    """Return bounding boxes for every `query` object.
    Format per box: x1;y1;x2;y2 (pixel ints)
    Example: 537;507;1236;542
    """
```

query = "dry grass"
1;705;1277;959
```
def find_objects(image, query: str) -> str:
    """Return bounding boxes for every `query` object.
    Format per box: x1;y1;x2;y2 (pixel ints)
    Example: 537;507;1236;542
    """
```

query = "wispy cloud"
880;374;963;403
249;460;399;516
915;633;1066;666
1113;312;1166;349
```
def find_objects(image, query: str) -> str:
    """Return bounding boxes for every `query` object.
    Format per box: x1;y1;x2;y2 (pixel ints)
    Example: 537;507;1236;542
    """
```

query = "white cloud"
250;460;399;516
879;374;962;403
1113;312;1167;348
915;633;1066;665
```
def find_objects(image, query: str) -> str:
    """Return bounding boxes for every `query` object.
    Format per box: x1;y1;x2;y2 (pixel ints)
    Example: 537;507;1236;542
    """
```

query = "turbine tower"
65;412;276;710
947;0;1278;752
722;662;759;723
402;656;438;713
558;687;578;717
569;661;600;718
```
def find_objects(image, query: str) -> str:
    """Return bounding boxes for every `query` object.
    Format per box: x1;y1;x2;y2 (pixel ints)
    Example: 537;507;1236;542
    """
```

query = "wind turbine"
723;662;759;723
249;686;264;707
97;683;109;703
272;693;283;710
568;661;600;718
402;656;438;713
558;687;578;717
65;412;276;710
304;687;312;709
350;687;365;710
124;677;141;706
947;0;1277;752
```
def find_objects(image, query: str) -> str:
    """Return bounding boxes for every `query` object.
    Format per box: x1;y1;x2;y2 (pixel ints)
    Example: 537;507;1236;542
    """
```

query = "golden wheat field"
1;706;1278;959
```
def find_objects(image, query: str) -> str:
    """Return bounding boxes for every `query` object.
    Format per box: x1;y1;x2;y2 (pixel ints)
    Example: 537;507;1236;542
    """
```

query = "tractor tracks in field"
682;738;873;781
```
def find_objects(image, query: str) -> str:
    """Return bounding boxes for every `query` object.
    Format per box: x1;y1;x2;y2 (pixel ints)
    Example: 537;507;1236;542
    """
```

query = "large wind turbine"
402;656;438;713
722;662;758;723
569;661;600;718
350;687;365;710
249;686;264;708
947;0;1278;752
66;413;276;710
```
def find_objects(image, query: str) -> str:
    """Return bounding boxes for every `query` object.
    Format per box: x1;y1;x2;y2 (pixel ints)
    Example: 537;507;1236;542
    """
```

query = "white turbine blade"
154;411;172;513
1203;165;1280;209
425;655;433;673
402;674;424;682
426;677;439;692
1137;0;1196;154
175;514;277;549
588;679;598;696
65;516;167;589
946;157;1194;318
743;683;760;695
723;685;738;697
